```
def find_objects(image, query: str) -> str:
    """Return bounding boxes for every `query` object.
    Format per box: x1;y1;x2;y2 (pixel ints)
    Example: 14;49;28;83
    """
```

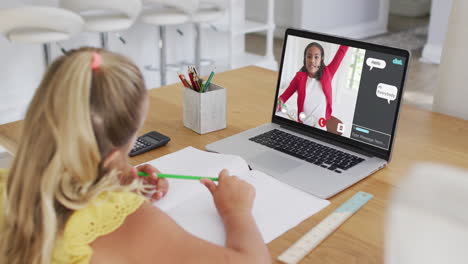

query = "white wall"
246;0;300;37
421;0;453;64
433;0;468;120
301;0;378;30
300;0;388;39
247;0;388;39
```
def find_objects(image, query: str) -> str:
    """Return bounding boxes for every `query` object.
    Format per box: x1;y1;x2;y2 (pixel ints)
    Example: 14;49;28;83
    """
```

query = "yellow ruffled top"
0;169;145;264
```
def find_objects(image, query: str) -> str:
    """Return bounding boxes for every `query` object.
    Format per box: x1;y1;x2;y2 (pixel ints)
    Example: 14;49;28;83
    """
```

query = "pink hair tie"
91;52;102;70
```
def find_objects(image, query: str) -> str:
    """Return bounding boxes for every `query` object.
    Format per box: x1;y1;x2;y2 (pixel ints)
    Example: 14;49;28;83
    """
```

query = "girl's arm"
279;73;300;105
90;172;271;264
326;45;349;77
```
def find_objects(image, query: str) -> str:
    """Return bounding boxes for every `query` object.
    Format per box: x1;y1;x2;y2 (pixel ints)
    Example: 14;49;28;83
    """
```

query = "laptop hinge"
280;123;374;157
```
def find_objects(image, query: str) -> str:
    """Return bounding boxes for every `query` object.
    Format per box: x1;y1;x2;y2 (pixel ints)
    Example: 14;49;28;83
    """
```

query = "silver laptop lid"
271;28;410;161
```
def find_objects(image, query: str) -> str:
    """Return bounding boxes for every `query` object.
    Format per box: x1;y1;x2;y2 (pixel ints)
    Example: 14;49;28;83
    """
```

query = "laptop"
206;28;410;199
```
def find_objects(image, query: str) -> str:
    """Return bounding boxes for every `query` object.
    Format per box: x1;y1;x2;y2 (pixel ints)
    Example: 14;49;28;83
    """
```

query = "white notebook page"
144;147;330;245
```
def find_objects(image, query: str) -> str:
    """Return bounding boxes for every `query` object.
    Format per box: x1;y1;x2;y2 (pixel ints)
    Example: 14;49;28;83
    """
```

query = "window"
347;48;366;90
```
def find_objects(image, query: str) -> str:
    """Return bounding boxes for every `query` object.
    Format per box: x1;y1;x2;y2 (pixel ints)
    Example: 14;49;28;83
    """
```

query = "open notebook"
145;147;330;245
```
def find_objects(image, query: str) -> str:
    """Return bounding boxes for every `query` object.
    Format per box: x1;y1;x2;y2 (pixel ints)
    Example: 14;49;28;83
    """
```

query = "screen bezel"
271;28;410;161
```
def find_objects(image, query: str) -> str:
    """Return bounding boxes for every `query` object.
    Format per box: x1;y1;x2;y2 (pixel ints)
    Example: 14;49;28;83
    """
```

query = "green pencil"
137;171;219;181
203;71;215;93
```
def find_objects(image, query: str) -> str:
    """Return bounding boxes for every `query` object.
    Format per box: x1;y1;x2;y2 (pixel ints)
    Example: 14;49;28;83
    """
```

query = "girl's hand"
132;164;169;202
200;169;255;219
276;98;284;112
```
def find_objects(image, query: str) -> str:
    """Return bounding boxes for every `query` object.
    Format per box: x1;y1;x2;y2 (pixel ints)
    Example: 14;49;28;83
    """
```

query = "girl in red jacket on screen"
276;43;348;130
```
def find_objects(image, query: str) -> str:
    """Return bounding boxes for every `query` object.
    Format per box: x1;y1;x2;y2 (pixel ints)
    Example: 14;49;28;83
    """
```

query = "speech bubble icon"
376;83;398;104
366;58;386;71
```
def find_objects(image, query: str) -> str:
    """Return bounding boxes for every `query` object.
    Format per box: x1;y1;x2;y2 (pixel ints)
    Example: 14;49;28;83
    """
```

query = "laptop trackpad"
249;151;301;174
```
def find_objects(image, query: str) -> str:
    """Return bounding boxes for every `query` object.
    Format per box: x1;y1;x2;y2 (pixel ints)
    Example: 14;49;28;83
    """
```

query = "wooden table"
2;66;468;263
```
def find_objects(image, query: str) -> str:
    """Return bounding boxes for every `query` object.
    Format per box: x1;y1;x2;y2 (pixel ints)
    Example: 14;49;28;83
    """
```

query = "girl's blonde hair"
0;47;148;264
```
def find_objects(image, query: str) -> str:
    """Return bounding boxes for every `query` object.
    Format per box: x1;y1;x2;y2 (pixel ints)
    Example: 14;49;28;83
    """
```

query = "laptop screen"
273;29;409;159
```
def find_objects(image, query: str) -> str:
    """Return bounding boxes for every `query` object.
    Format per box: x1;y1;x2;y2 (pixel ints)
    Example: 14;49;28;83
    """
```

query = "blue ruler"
278;191;374;264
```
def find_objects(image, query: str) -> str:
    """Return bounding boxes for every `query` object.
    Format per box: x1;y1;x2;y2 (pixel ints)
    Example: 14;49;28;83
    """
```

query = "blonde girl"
0;47;270;264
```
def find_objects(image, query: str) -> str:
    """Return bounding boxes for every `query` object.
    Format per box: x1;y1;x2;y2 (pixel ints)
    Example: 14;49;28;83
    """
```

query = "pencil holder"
183;83;226;134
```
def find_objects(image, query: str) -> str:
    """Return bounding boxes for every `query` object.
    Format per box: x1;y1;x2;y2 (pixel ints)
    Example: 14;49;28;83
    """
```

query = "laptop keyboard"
249;129;365;173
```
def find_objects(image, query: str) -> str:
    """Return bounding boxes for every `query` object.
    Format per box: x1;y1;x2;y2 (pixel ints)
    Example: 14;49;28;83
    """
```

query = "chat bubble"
366;58;386;71
376;83;398;104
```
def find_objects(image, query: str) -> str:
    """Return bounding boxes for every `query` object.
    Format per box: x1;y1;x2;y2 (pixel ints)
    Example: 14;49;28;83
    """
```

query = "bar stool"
139;0;194;86
60;0;142;49
191;0;227;71
386;163;468;263
0;6;84;67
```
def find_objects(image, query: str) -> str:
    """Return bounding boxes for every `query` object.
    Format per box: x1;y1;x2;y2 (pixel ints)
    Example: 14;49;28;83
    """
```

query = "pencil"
204;70;215;92
188;72;199;92
193;75;202;92
138;171;219;181
178;72;192;89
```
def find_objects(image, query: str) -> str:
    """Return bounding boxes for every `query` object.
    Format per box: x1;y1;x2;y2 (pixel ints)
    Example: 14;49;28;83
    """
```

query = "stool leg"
100;32;109;49
159;25;167;86
43;43;51;67
194;23;201;71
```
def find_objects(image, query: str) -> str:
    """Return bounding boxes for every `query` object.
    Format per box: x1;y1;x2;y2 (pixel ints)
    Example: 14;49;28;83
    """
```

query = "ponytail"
1;47;147;263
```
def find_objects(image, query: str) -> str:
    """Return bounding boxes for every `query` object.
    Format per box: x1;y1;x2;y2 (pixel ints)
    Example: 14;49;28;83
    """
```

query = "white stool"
0;6;84;67
139;0;194;86
386;163;468;264
60;0;142;49
191;0;227;71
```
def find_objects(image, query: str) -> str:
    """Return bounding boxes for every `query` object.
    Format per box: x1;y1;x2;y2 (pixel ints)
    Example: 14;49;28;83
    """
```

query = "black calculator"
129;131;170;157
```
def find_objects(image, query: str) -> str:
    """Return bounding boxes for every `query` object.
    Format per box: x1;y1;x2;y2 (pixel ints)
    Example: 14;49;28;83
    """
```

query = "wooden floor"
245;15;438;111
387;14;430;32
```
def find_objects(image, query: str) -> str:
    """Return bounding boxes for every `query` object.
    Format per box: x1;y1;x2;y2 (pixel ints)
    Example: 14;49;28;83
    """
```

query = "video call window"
275;36;405;150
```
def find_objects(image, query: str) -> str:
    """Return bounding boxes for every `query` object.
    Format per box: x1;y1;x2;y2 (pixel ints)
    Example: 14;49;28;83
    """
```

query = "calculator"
129;131;171;157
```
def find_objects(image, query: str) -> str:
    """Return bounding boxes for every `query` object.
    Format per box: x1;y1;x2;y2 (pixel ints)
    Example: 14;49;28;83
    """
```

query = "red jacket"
279;45;349;121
